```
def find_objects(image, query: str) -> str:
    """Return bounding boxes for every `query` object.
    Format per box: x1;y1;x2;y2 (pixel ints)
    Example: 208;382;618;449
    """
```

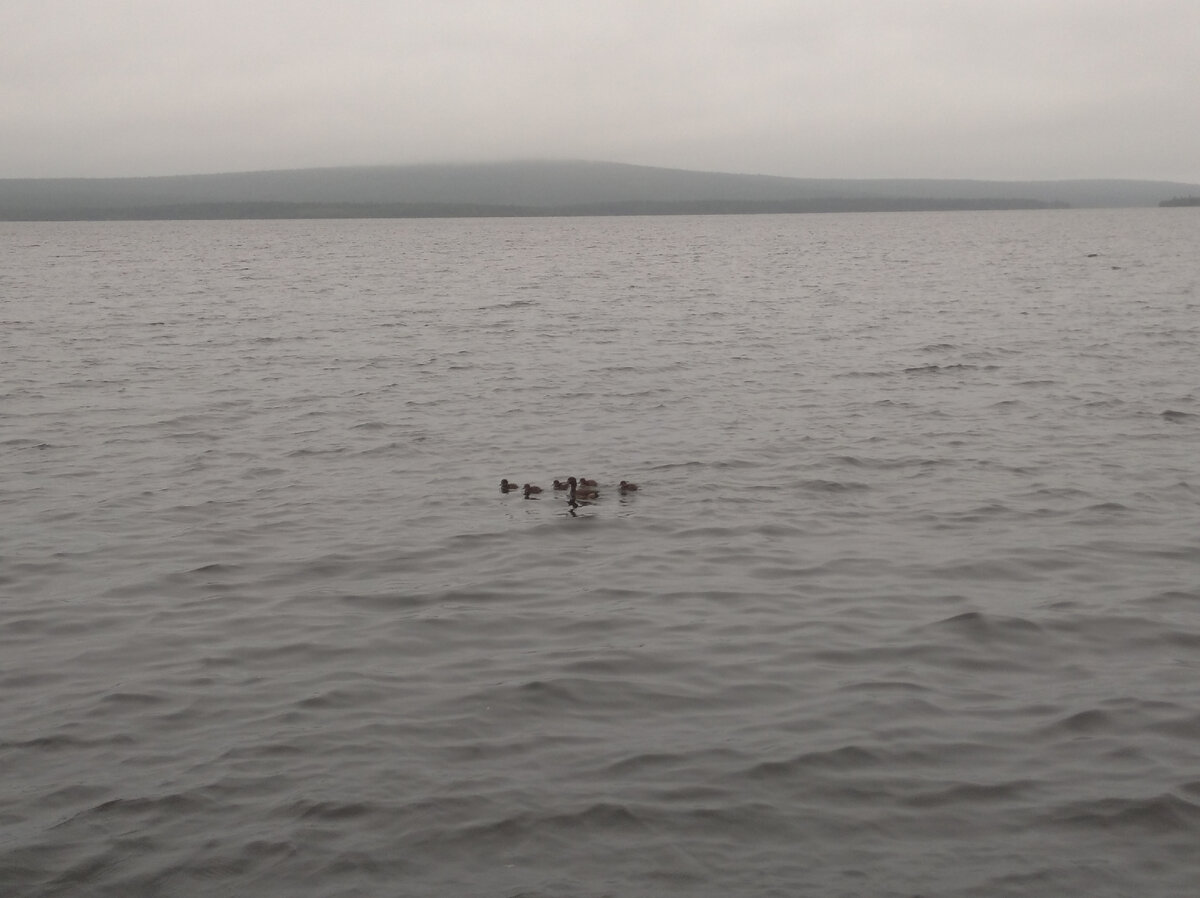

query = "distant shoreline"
0;197;1070;222
2;160;1196;220
1158;196;1200;207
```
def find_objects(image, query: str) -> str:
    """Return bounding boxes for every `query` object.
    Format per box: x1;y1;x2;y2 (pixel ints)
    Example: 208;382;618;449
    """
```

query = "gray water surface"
3;210;1200;897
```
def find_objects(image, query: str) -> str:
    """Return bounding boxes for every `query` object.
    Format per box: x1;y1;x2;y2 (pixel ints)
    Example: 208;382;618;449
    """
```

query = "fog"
3;0;1197;181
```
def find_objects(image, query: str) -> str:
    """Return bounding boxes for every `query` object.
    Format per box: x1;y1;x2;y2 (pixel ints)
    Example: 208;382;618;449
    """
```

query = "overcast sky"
3;0;1198;181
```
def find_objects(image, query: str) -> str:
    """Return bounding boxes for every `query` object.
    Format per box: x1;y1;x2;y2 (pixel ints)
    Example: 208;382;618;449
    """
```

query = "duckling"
500;479;519;492
523;483;543;497
577;476;598;488
553;479;571;490
618;480;639;492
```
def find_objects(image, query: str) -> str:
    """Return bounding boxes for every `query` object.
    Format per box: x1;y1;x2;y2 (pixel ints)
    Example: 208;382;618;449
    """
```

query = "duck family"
498;475;640;503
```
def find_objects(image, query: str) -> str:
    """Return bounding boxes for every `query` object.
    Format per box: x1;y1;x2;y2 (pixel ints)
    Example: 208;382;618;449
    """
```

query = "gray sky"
3;0;1198;181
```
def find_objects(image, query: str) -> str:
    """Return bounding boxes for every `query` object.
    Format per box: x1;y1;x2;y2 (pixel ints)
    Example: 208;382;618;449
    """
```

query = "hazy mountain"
2;160;1198;220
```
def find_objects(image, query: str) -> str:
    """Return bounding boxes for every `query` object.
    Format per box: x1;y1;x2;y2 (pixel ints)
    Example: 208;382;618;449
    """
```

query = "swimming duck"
553;479;571;490
577;476;598;488
566;477;599;501
523;483;543;497
618;481;639;492
500;479;519;492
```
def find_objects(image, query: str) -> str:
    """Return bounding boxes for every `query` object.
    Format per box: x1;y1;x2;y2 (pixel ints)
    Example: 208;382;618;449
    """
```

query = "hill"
2;160;1197;220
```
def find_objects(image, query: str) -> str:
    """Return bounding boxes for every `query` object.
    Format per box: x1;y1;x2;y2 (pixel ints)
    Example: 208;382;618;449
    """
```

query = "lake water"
2;209;1199;897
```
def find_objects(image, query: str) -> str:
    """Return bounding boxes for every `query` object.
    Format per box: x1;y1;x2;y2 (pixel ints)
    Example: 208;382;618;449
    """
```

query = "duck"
577;476;598;488
523;483;543;497
618;480;639;492
552;479;571;490
499;479;519;492
566;477;599;501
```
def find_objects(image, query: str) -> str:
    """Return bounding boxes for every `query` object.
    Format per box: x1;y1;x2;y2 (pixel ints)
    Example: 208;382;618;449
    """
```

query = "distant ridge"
2;160;1197;220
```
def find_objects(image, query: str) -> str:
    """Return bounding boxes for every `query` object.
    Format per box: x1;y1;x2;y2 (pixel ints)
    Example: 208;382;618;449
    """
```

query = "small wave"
88;792;215;818
838;368;891;378
479;299;540;310
830;454;944;471
100;691;169;707
922;611;1045;643
1049;793;1200;833
603;747;740;777
839;679;933;693
900;779;1037;808
904;363;980;374
1;733;135;751
242;466;285;477
2;439;55;450
1030;486;1094;499
1148;712;1200;739
797;478;870;492
1040;708;1114;736
334;591;433;610
1162;409;1197;423
287;446;349;457
1083;501;1129;512
746;745;880;779
1132;588;1200;612
287;799;379;821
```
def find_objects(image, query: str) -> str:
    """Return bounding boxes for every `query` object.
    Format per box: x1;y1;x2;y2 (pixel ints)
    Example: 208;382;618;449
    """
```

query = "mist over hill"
2;160;1197;220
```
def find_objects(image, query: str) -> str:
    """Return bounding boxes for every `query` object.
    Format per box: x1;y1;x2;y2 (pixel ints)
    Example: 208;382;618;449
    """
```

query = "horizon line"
3;159;1200;186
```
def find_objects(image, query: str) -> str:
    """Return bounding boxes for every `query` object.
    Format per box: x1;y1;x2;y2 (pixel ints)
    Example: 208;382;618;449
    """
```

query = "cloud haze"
3;0;1197;180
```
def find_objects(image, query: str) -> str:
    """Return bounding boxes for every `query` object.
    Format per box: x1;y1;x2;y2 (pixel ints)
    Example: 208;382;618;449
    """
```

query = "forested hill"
2;160;1197;220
